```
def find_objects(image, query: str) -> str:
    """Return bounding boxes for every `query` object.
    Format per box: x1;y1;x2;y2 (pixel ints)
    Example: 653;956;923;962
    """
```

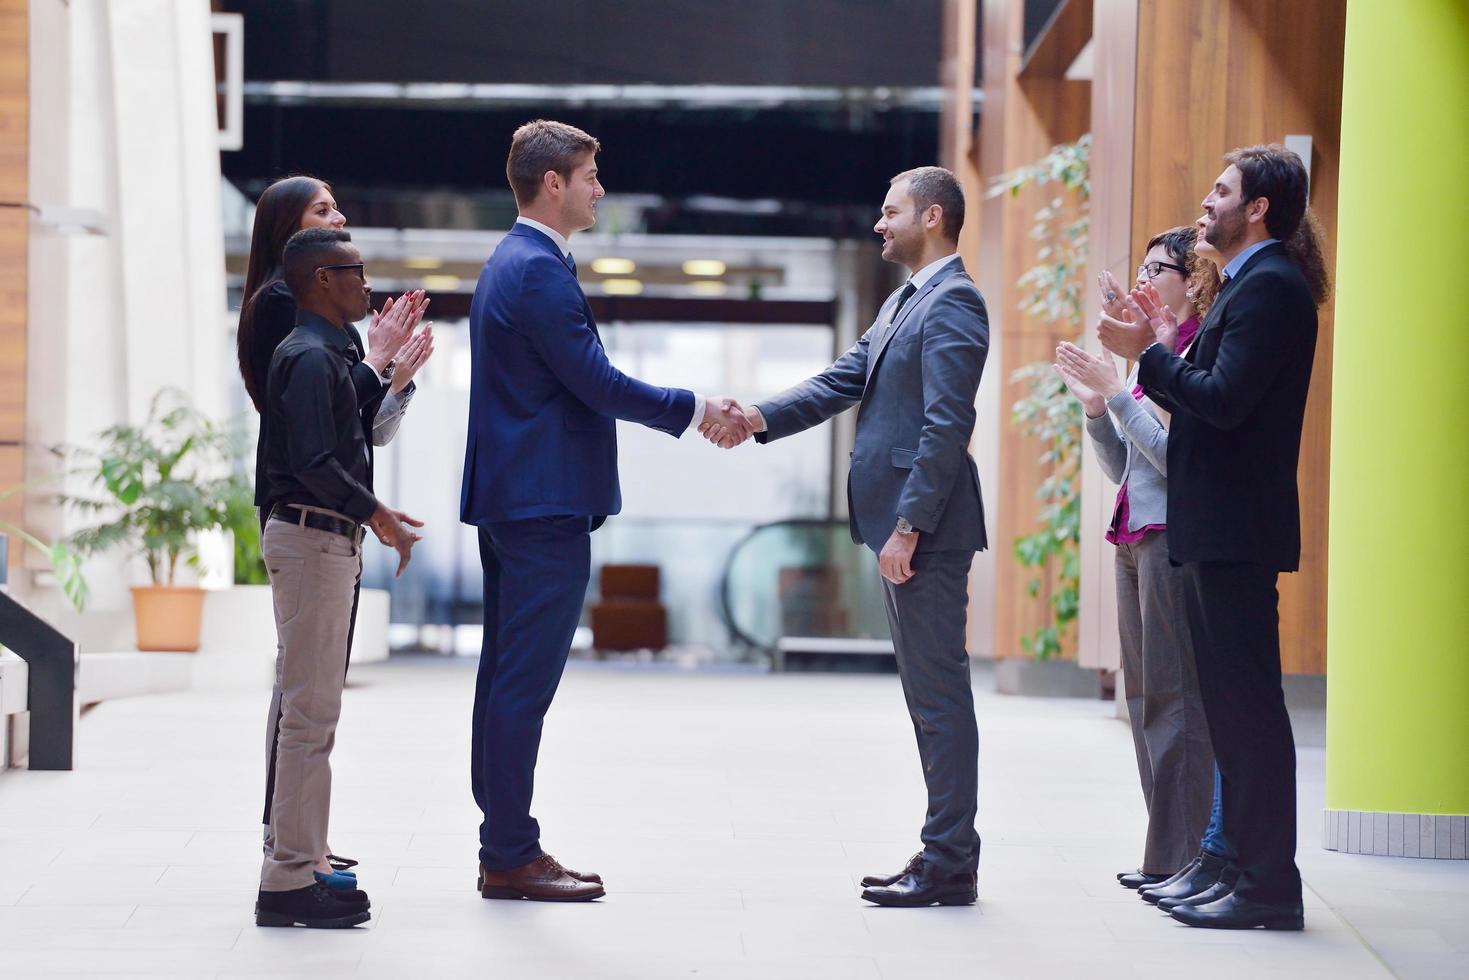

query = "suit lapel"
513;224;603;342
1187;242;1286;362
867;258;963;382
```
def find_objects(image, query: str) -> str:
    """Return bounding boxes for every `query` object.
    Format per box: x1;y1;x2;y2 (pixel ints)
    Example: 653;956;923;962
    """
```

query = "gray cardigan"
1084;366;1170;533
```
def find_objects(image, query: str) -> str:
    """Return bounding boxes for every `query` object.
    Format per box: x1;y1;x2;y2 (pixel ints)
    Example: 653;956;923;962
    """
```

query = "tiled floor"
0;655;1464;978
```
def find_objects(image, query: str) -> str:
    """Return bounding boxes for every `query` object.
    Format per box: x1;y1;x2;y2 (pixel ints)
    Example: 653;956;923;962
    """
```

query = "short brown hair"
891;166;965;241
1224;144;1308;241
1145;225;1220;320
506;119;601;207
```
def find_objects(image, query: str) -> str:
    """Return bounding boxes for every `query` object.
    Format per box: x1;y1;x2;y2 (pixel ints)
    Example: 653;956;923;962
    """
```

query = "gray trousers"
259;518;361;892
1114;530;1214;874
880;550;981;875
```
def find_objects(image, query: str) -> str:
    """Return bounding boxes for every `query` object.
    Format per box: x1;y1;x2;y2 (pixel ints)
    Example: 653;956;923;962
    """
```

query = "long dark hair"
236;175;330;411
1284;208;1331;308
1146;224;1221;321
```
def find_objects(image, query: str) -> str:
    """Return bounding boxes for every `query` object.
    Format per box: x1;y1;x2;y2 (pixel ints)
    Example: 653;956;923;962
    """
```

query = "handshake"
698;399;765;449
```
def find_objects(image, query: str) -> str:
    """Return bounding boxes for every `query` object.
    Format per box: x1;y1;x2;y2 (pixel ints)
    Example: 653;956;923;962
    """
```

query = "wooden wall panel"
979;0;1090;659
0;0;24;205
1127;0;1345;674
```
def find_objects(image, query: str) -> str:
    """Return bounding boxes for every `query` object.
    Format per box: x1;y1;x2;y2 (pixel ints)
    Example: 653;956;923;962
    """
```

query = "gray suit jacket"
755;258;989;554
1085;366;1170;532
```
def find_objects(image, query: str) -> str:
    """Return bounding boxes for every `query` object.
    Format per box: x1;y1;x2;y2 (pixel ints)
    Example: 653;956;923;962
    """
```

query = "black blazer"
1137;242;1317;571
249;281;387;509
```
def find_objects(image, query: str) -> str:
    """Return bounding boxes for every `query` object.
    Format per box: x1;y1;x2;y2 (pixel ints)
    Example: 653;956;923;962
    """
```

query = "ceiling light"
420;274;462;290
404;256;443;270
682;259;727;277
689;281;727;296
601;278;643;295
590;257;636;275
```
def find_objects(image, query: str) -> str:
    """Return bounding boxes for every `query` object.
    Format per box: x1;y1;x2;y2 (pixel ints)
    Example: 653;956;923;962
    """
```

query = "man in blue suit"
462;119;751;902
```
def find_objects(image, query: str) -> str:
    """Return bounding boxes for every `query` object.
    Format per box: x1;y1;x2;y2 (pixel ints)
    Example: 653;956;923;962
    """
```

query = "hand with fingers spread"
698;398;759;449
366;289;430;375
1055;341;1125;412
367;503;423;578
390;324;435;394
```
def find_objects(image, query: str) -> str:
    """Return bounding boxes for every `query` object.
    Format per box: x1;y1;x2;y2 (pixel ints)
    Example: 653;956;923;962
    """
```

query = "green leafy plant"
0;482;88;610
61;390;252;589
991;134;1090;660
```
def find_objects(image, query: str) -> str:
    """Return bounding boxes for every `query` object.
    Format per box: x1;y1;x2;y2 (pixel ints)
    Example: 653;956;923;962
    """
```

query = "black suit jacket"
250;280;387;508
1137;242;1316;571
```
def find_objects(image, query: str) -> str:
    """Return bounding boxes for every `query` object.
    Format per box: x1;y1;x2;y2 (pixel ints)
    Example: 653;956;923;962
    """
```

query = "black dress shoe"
861;852;923;889
1140;851;1229;906
1118;871;1170;889
1158;877;1234;911
255;882;371;928
861;862;976;908
1169;890;1303;930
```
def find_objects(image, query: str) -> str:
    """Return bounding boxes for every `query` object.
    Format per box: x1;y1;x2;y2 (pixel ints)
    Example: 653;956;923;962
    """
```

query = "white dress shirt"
905;252;962;296
512;216;706;433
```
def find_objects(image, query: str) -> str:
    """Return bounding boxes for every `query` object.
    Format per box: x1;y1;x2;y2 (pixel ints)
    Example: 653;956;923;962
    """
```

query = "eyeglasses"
1137;261;1187;280
316;263;365;278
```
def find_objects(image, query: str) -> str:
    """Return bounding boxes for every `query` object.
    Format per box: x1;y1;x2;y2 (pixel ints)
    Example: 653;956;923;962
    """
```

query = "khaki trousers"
259;518;360;891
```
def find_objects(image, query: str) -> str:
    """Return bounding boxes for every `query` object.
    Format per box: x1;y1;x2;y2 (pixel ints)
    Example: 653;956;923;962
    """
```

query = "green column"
1325;0;1469;857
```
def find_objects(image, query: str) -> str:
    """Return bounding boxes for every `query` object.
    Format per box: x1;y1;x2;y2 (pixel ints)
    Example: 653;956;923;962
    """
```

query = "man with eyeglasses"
255;227;423;928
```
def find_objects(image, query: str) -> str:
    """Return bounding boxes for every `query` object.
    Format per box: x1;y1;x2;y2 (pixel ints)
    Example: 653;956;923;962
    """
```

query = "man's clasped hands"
698;399;766;449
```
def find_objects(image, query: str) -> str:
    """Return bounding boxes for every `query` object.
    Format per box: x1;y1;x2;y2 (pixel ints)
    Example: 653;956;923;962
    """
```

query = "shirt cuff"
685;392;706;433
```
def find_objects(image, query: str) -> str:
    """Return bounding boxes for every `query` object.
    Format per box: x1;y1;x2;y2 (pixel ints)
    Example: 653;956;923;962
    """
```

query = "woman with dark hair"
1053;226;1219;891
236;176;433;889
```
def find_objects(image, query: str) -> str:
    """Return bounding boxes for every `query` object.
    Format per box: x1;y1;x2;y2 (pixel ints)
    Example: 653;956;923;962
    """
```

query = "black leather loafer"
1141;851;1231;906
862;852;924;889
1169;891;1303;930
861;863;977;908
1119;871;1170;889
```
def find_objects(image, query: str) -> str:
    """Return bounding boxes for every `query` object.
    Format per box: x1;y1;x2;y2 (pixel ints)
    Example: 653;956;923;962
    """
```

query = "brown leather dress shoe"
479;855;606;902
477;854;602;892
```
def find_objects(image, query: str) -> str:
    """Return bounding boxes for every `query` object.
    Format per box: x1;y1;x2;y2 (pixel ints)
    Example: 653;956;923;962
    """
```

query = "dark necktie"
565;252;578;277
892;281;917;322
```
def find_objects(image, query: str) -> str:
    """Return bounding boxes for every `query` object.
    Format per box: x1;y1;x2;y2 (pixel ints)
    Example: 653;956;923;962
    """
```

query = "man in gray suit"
706;166;989;907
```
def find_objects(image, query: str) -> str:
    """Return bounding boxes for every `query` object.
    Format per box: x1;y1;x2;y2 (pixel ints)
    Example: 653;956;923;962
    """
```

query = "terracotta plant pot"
130;585;206;652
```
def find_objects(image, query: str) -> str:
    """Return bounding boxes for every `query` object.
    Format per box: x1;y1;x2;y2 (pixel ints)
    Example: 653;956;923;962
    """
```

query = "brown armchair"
590;564;668;654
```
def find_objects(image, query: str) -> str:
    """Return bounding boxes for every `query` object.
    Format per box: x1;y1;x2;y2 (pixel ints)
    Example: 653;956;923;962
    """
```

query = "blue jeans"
1200;765;1236;860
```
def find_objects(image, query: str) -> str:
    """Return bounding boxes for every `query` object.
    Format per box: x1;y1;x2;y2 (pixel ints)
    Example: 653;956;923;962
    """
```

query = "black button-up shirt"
264;311;379;522
250;280;387;508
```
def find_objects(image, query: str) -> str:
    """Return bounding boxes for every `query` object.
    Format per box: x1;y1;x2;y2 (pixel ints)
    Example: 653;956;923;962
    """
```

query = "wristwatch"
895;516;916;536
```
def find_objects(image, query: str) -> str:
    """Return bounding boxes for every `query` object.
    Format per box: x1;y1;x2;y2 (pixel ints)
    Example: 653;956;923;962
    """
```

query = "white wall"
22;0;229;632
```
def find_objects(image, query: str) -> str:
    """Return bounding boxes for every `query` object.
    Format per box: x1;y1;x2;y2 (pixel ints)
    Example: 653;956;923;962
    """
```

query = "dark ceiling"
218;0;980;236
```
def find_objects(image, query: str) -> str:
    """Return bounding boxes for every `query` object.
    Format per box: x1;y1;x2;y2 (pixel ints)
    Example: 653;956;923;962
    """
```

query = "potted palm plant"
62;391;250;652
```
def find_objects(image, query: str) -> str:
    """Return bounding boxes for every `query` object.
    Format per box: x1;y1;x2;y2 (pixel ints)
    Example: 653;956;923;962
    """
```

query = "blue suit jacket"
460;223;696;527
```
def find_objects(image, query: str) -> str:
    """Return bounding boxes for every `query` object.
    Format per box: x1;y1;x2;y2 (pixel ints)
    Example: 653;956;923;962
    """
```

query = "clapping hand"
1098;270;1132;322
390;324;434;394
1055;341;1124;417
1097;281;1178;359
366;290;430;374
698;399;759;449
